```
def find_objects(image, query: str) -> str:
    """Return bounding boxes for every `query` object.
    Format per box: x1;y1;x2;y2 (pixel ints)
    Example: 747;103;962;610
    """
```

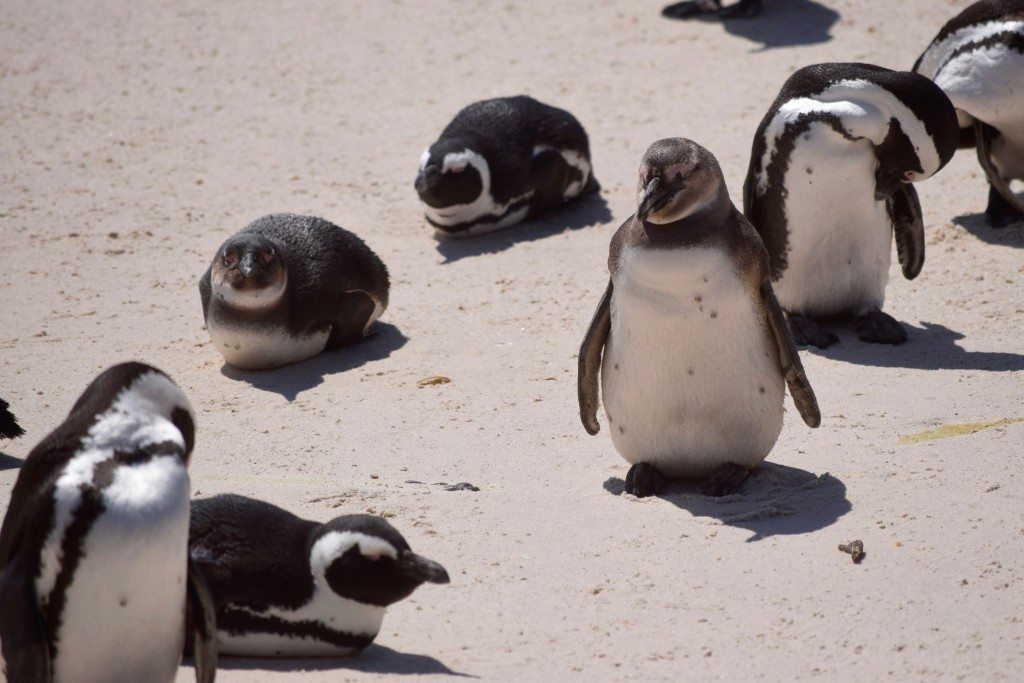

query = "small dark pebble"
443;482;479;492
838;540;865;564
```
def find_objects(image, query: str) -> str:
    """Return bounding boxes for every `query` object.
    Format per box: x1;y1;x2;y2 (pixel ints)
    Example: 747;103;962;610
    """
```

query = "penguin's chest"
216;592;386;657
774;122;893;316
41;455;191;683
602;246;785;479
207;317;330;370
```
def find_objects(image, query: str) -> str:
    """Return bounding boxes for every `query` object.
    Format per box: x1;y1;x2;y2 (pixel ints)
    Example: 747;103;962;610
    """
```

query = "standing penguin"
415;95;599;237
188;494;449;657
662;0;762;20
914;0;1024;228
199;213;390;370
578;138;820;498
0;398;23;440
744;63;959;348
0;362;216;683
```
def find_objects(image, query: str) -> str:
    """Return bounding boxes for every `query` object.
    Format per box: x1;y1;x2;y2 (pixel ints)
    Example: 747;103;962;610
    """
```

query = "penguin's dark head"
210;231;287;310
311;515;450;608
414;142;486;210
636;138;726;226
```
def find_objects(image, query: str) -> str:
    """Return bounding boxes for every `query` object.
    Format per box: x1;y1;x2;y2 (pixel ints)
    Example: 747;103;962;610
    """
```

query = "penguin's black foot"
702;463;751;497
985;185;1024;228
624;463;665;498
718;0;762;19
855;309;907;345
661;0;720;19
787;314;839;349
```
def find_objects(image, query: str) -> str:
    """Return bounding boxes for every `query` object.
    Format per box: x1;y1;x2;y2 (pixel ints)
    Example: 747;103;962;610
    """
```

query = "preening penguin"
578;138;820;498
662;0;762;20
188;494;450;657
914;0;1024;228
199;213;390;370
744;63;959;348
0;362;216;683
415;95;599;237
0;398;24;440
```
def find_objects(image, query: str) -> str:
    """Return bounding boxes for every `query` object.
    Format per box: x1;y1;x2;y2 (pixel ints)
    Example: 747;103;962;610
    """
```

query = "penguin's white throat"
213;273;287;310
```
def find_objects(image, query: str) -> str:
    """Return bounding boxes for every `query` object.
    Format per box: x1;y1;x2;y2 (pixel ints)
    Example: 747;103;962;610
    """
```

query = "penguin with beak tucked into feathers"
743;63;959;348
578;138;820;498
188;494;450;657
0;362;217;683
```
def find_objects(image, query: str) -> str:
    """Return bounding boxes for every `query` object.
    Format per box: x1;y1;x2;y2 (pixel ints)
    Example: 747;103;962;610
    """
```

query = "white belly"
602;246;785;479
773;122;892;316
207;321;329;370
44;456;191;683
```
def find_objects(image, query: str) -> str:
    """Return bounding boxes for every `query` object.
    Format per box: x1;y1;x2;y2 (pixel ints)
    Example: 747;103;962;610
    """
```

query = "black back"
915;0;1024;72
743;63;959;278
424;95;593;206
199;213;390;336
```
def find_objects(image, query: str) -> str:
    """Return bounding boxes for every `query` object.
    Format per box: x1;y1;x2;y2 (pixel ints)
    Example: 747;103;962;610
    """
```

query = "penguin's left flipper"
975;120;1024;222
889;183;925;280
186;558;218;683
325;291;378;349
0;553;52;682
761;282;821;428
578;280;613;436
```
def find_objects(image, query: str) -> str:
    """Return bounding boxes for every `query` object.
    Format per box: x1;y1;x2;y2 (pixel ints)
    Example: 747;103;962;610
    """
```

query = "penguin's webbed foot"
855;310;907;345
702;463;751;497
985;185;1024;229
661;0;720;19
787;314;838;349
718;0;762;19
624;463;665;498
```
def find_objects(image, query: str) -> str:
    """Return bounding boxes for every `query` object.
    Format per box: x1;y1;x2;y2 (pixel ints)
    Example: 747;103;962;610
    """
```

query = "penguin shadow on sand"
219;322;408;401
663;0;839;51
0;451;23;471
807;322;1024;372
952;211;1024;248
603;462;851;542
200;644;475;677
434;193;612;264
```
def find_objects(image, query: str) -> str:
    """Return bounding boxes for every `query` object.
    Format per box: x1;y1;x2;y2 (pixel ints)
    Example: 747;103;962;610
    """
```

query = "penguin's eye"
262;250;275;264
222;250;239;267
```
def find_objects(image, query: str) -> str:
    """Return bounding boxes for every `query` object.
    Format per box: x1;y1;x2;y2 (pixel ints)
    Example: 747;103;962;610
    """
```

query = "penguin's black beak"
239;252;257;278
415;165;443;196
874;168;907;201
396;551;450;585
637;176;669;223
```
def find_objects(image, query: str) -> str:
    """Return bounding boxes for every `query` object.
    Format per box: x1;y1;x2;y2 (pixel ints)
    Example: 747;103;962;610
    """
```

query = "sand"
1;0;1022;680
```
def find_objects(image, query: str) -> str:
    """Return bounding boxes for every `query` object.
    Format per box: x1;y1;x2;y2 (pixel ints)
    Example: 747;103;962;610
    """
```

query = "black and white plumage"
661;0;762;20
0;362;216;683
188;494;449;657
578;138;819;498
414;95;599;237
914;0;1024;227
0;398;24;440
199;213;390;370
743;63;959;348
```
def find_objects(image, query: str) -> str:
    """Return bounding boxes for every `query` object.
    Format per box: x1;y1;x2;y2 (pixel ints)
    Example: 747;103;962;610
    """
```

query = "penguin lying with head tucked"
200;213;390;370
744;63;959;348
662;0;762;20
415;95;599;237
0;362;216;683
0;398;23;440
188;494;449;657
914;0;1024;228
579;138;819;498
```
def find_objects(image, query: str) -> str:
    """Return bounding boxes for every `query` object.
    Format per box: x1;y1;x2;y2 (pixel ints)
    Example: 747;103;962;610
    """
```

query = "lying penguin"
0;362;216;683
199;213;390;370
662;0;762;20
578;138;820;498
0;397;23;440
415;95;599;237
914;0;1024;228
744;63;959;348
188;494;449;657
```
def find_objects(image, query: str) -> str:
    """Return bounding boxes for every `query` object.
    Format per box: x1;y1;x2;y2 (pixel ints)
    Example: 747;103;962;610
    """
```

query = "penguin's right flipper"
0;398;25;439
889;183;925;280
0;553;52;682
325;292;378;349
975;120;1024;220
761;282;821;428
578;281;612;435
186;558;218;683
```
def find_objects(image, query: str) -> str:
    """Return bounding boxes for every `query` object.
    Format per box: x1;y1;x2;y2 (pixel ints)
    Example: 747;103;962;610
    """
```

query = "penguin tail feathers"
0;402;24;439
